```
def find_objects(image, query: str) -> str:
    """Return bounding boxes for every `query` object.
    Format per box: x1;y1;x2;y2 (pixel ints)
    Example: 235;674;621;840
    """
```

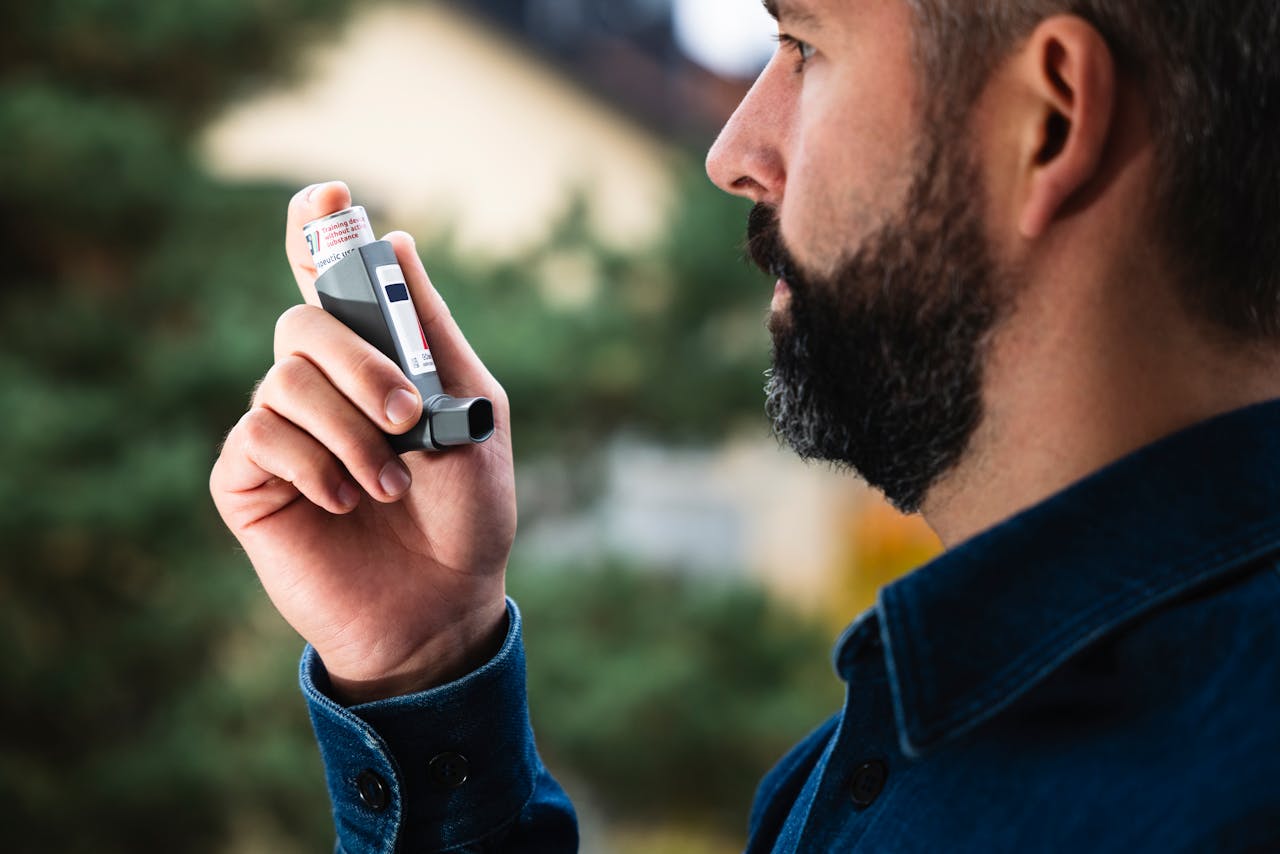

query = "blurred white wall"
201;1;675;256
518;437;873;614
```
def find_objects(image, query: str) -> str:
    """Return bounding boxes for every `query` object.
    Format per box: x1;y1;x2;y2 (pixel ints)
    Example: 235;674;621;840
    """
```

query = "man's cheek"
782;195;842;274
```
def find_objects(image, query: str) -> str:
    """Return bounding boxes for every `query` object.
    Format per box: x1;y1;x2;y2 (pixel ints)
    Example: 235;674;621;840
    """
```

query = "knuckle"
274;303;319;350
347;347;398;398
239;407;277;449
331;426;388;477
214;421;237;462
210;438;232;495
248;372;268;408
234;409;279;470
270;354;319;399
297;442;338;484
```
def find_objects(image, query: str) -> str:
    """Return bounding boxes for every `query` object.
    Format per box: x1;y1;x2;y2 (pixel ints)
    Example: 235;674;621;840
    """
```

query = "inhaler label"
303;207;377;276
376;265;436;376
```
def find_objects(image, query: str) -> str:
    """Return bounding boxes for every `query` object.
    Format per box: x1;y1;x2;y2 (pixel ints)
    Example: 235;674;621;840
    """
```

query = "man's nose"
705;61;791;205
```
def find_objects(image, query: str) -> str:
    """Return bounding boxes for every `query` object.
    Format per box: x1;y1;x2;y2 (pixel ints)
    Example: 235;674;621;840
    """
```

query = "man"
211;0;1280;850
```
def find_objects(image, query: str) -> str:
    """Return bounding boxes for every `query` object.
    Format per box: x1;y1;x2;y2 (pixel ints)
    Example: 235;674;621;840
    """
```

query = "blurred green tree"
513;566;843;838
0;2;354;850
417;170;775;459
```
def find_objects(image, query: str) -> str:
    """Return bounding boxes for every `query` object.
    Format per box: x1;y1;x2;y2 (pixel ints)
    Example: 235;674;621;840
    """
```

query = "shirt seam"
904;520;1280;746
426;764;542;853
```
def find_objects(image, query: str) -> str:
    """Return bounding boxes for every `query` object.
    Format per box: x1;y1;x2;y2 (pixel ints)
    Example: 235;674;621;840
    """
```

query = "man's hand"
210;181;515;705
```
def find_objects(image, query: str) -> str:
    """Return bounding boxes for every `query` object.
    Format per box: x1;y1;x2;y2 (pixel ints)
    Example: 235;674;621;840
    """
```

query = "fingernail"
337;480;361;510
386;388;420;425
379;460;412;497
305;183;323;202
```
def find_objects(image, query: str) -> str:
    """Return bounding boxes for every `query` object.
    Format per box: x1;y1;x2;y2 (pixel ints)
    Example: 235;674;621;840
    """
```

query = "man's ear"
1014;16;1117;239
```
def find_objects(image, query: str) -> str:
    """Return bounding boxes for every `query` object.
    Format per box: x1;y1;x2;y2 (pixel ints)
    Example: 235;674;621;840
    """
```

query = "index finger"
285;181;353;306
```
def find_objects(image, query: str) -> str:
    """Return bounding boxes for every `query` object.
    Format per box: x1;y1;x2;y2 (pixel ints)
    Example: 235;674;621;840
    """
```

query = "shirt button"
355;769;390;811
428;752;470;790
849;760;889;809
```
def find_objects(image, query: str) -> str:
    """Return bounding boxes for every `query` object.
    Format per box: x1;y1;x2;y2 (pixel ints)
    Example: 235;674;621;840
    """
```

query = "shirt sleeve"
300;597;579;853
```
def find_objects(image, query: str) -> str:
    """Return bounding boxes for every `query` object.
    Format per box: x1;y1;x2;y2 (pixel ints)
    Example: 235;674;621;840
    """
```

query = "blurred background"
0;0;941;851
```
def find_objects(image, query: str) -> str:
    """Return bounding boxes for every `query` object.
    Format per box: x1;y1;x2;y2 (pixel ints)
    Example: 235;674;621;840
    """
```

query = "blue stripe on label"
385;283;410;303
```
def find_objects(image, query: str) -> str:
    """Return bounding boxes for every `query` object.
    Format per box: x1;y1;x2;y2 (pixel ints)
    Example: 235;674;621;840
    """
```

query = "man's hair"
905;1;1280;339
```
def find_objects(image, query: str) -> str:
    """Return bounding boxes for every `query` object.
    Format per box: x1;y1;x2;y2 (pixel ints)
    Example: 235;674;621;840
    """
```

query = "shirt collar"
839;399;1280;759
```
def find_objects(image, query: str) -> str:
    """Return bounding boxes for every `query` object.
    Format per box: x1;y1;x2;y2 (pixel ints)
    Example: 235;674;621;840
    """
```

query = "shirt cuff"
300;597;540;853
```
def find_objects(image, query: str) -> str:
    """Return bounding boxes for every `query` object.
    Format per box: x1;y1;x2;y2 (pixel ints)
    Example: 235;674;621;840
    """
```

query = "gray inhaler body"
313;234;494;453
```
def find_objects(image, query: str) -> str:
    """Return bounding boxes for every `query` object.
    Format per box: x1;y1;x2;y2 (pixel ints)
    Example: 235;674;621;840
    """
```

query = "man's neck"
921;267;1280;550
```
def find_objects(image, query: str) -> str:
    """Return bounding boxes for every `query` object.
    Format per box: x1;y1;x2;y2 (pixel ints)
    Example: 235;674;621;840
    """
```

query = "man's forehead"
762;0;825;27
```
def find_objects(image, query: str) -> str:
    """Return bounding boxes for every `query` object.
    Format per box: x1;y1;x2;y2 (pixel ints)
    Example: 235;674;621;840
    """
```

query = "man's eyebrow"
762;0;822;28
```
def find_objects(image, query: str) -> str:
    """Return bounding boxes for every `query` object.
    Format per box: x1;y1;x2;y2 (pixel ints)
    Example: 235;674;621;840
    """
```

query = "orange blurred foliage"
825;495;943;629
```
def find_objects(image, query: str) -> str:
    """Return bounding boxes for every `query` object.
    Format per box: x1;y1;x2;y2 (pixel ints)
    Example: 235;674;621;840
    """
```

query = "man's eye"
775;34;816;73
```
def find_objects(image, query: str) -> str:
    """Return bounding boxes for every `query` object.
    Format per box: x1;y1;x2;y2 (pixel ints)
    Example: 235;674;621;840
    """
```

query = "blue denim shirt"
302;401;1280;852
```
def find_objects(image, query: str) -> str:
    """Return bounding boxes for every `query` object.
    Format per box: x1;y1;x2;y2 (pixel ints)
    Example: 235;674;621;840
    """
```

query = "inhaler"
302;206;494;453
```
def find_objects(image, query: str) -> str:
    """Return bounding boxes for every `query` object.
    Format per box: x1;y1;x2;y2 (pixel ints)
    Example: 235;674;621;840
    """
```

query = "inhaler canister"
302;206;494;453
303;206;378;276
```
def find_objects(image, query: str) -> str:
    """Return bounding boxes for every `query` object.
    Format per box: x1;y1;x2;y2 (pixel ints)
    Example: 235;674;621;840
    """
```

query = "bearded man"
211;0;1280;850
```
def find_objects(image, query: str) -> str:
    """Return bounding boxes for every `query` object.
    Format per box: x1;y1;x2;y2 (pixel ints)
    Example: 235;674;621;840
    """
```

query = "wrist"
326;596;510;705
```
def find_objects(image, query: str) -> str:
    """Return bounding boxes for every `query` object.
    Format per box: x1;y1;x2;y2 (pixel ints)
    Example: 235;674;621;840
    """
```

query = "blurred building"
519;439;866;613
518;438;940;622
452;0;763;138
203;0;753;256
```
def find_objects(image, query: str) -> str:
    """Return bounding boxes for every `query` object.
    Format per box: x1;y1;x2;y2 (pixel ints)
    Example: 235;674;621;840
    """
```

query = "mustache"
745;203;799;285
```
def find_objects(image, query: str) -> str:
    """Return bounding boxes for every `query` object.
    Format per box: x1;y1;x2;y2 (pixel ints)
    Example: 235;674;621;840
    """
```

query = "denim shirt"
302;401;1280;852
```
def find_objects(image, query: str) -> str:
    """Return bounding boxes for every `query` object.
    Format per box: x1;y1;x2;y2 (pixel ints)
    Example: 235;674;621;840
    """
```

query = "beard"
748;142;1007;513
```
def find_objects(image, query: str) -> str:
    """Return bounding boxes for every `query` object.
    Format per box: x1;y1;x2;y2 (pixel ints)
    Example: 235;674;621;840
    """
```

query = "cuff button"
356;769;390;811
428;753;470;790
